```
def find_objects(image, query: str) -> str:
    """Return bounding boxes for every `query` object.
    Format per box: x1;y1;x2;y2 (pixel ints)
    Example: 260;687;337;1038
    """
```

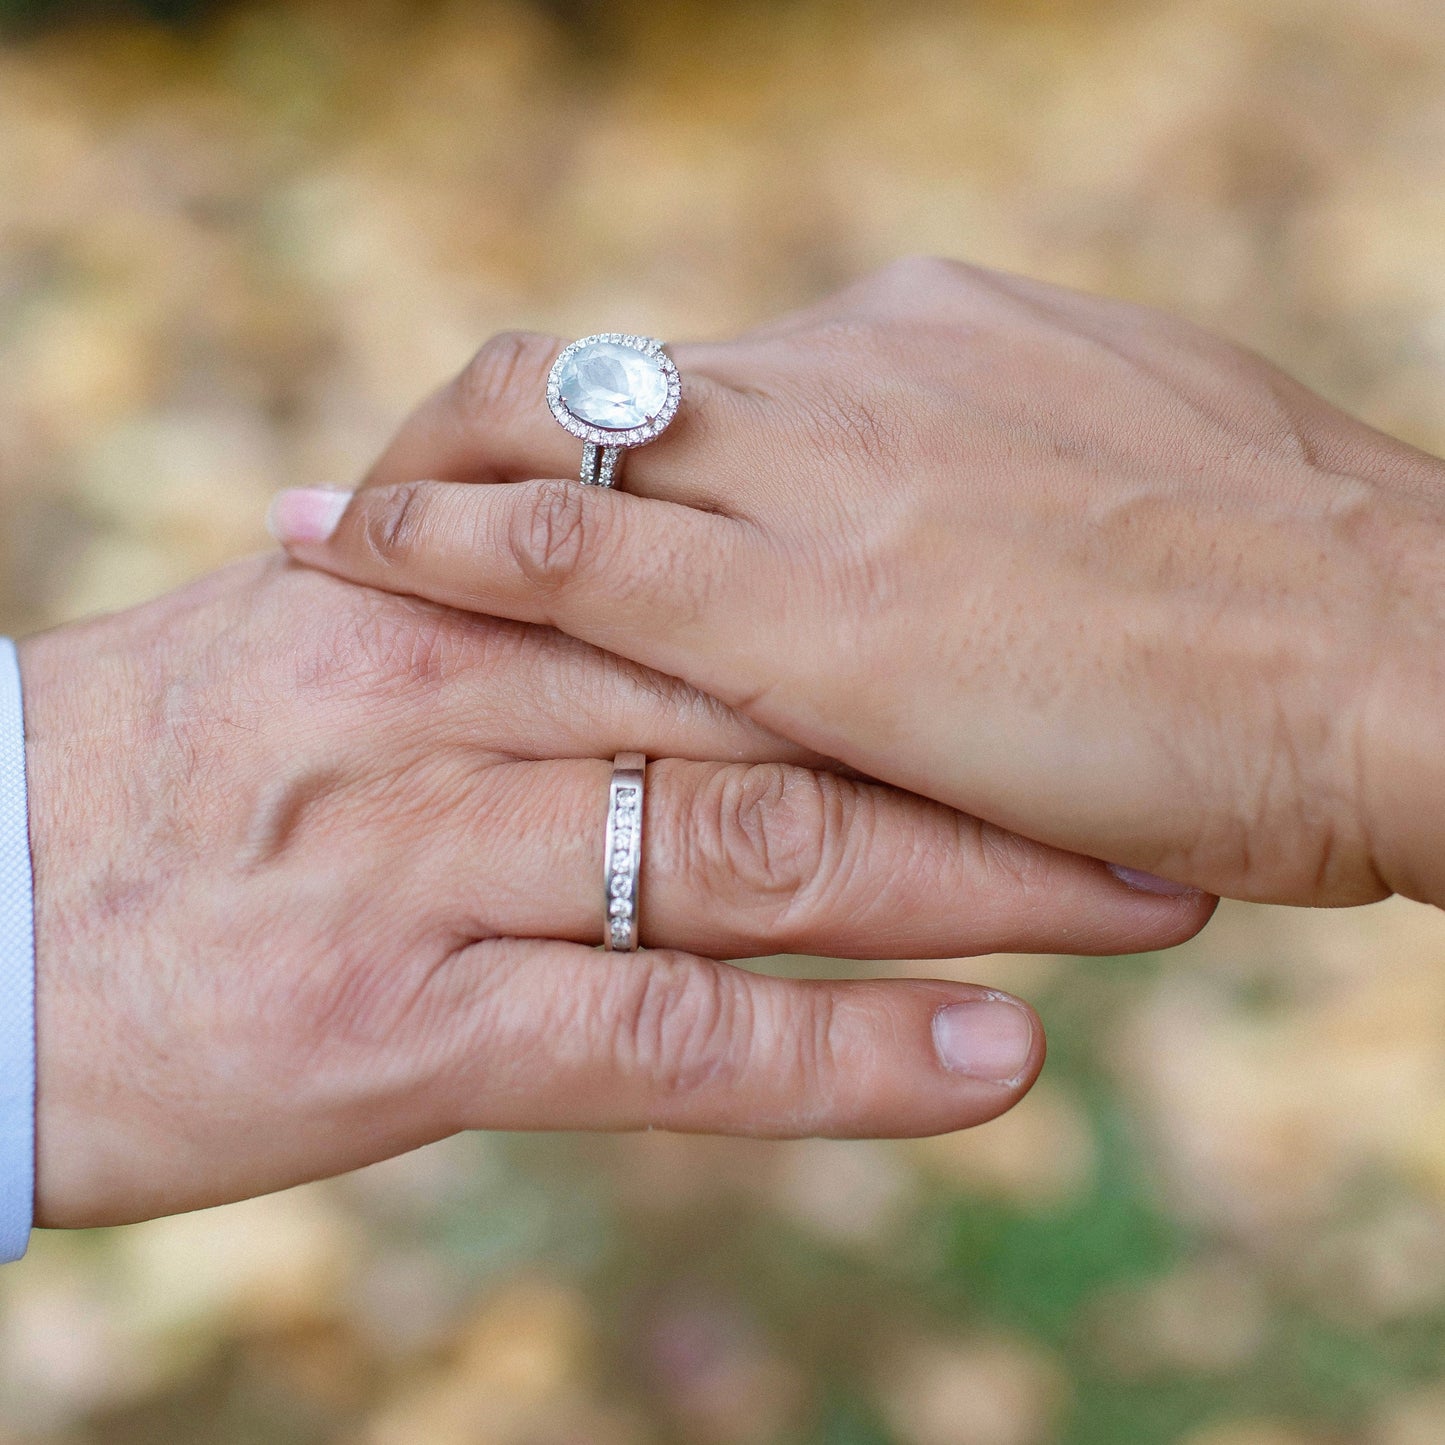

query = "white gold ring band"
604;753;646;951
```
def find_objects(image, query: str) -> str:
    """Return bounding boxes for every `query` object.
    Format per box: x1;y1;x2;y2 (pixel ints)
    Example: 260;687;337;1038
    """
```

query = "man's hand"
273;258;1445;908
23;555;1206;1228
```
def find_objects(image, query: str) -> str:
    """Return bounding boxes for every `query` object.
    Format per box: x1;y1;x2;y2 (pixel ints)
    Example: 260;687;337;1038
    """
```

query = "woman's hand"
271;258;1445;908
25;554;1206;1229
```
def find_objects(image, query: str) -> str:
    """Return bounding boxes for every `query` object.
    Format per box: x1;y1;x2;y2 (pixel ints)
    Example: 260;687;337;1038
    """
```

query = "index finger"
271;477;772;716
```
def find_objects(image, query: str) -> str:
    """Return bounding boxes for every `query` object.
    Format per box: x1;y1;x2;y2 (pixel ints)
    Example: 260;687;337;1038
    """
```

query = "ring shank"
581;444;623;488
604;753;646;950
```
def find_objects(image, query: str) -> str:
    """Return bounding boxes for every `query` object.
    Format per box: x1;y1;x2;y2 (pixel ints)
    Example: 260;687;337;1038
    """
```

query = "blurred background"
4;0;1445;1441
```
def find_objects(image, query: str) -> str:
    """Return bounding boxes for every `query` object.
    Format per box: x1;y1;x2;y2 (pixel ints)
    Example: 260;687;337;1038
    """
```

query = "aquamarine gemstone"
556;342;668;430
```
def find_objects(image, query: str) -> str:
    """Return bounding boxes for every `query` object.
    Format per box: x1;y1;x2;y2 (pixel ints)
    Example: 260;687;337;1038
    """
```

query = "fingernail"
932;995;1035;1084
1107;863;1200;898
266;488;353;545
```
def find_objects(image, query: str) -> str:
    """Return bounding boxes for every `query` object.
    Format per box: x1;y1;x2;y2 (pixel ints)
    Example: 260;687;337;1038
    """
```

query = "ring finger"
362;330;761;511
437;756;1214;960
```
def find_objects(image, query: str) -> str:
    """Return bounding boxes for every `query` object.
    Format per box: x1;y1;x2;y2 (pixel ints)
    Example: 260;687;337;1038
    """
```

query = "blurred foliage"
0;0;218;30
3;0;1445;1442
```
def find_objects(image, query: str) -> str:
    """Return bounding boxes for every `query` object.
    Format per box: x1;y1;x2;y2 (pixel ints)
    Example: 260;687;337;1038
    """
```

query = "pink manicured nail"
266;488;353;545
932;995;1035;1084
1107;864;1200;898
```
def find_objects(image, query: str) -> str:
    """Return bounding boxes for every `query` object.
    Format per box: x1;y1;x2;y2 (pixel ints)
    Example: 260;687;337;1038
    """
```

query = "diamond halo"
547;334;682;452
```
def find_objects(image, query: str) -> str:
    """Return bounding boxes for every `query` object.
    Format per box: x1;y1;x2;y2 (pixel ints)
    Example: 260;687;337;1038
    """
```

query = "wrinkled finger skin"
292;257;1445;909
24;557;1204;1231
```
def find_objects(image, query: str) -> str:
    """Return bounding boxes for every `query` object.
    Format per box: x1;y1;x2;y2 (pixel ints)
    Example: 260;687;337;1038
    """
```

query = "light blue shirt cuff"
0;640;35;1262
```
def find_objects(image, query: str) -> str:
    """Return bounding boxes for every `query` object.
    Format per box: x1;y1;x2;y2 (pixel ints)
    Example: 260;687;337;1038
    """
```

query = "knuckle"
508;477;597;588
362;481;431;570
456;330;561;427
873;252;974;298
972;820;1055;896
692;763;855;915
783;989;845;1134
607;956;845;1135
609;954;750;1098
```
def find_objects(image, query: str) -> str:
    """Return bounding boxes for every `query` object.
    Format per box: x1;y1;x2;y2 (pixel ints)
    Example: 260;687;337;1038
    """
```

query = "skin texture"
274;257;1445;910
24;555;1209;1229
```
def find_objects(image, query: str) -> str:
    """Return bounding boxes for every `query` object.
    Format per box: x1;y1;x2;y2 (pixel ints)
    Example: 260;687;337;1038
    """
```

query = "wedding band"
604;753;646;951
547;335;682;489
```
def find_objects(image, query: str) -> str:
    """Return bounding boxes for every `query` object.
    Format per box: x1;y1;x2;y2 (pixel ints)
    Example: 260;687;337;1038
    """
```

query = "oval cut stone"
556;342;668;430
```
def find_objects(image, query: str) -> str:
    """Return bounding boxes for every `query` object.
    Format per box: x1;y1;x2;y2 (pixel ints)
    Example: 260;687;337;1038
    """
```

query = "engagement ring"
547;335;681;488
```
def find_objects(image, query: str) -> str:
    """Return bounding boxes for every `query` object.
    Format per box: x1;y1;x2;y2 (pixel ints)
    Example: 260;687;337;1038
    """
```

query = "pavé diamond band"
547;335;682;488
603;753;646;952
